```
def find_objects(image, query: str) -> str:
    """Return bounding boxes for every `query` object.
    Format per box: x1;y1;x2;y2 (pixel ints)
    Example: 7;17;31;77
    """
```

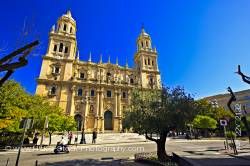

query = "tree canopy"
123;86;197;161
194;99;233;121
0;80;76;134
192;115;217;129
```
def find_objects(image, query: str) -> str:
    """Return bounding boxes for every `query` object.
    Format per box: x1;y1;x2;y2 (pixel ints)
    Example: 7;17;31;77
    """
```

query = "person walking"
92;129;97;144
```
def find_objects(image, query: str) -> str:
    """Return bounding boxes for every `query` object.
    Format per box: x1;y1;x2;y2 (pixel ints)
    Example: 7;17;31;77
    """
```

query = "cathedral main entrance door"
74;114;83;131
104;111;113;130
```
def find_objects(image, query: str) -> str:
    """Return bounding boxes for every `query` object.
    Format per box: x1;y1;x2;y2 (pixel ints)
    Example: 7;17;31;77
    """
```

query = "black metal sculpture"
235;65;250;143
0;40;39;87
226;87;238;154
227;87;236;116
236;65;250;84
227;86;250;144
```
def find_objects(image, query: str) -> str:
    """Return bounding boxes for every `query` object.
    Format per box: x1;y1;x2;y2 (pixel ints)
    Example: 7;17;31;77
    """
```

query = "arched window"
50;86;56;95
77;88;83;96
53;44;57;52
145;59;147;65
141;41;144;48
59;43;63;52
63;24;67;31
152;60;154;66
53;66;60;74
148;58;150;65
130;78;134;84
146;41;148;47
64;47;68;53
70;27;72;33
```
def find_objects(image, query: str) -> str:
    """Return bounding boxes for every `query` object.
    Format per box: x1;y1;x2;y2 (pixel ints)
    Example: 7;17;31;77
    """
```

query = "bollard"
35;160;38;166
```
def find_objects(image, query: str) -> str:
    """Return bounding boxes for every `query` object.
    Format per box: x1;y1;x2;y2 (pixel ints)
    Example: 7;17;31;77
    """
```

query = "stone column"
94;90;100;130
114;90;118;117
99;89;104;132
118;90;121;116
84;92;89;131
118;90;122;131
70;86;75;116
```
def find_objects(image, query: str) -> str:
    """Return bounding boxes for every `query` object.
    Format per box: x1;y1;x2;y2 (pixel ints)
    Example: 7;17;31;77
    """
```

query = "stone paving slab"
174;150;250;166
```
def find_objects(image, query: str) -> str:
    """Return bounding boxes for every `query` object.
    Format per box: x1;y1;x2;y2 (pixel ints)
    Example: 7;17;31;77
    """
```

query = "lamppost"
80;96;91;144
80;128;86;144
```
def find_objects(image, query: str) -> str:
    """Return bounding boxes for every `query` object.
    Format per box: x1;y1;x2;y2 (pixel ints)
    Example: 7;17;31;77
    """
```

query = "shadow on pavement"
37;153;58;156
38;158;133;166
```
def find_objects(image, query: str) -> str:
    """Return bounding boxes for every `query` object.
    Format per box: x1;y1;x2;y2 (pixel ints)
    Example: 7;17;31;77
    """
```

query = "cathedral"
36;11;161;132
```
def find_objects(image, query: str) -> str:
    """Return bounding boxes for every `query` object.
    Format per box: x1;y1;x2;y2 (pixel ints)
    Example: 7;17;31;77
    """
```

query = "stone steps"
42;133;146;145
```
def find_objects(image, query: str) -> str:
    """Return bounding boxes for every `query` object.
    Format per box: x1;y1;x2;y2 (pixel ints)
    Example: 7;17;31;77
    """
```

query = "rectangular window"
122;92;127;98
54;67;60;74
91;90;95;97
107;90;112;98
77;89;83;96
64;47;68;53
53;45;57;52
80;73;84;79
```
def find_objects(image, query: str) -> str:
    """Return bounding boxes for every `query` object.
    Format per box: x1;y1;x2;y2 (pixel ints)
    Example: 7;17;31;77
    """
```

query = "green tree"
47;113;64;145
0;80;29;131
123;86;196;161
194;99;233;121
28;95;63;131
192;115;217;137
61;116;77;132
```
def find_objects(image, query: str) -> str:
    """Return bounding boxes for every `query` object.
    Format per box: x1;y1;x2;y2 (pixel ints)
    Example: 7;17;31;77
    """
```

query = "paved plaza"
1;134;250;166
42;133;147;145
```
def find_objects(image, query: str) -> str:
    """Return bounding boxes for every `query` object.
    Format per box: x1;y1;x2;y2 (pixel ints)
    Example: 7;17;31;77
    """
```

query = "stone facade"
36;11;161;132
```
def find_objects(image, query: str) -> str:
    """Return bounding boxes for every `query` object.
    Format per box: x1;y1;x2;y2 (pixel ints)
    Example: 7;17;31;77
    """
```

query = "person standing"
92;129;97;144
33;133;39;146
68;132;73;145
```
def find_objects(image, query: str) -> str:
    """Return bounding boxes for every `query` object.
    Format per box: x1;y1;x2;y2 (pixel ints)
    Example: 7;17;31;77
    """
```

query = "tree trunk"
49;132;52;146
156;133;169;162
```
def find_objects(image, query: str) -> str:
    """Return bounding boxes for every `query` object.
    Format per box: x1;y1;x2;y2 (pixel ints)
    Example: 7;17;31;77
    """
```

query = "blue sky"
1;0;250;99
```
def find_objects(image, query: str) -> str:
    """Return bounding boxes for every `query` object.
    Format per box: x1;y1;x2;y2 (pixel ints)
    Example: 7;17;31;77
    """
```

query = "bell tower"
37;10;77;81
134;27;161;89
46;10;77;60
